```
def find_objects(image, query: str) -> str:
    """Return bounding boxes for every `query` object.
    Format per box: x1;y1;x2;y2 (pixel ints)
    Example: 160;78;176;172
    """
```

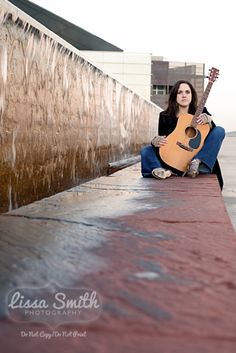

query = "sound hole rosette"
185;126;197;138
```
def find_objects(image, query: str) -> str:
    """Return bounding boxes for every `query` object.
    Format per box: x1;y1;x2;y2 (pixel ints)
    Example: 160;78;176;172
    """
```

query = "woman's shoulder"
159;110;171;119
159;110;176;122
160;110;168;116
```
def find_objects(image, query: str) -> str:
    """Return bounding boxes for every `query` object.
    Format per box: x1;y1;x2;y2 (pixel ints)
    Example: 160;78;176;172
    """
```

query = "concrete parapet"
0;0;161;212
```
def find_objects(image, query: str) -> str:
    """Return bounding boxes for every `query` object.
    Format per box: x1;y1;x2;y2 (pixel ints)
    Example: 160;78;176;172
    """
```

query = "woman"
141;80;225;189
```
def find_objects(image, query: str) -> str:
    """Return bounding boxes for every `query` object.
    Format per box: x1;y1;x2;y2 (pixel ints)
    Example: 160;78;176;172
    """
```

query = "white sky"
32;0;236;132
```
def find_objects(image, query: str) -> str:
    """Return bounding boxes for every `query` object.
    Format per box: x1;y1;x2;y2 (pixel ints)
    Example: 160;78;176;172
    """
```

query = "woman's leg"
194;126;225;172
140;145;163;177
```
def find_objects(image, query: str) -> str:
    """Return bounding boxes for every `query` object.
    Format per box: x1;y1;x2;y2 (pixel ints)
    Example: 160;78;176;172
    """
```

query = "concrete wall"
0;0;161;213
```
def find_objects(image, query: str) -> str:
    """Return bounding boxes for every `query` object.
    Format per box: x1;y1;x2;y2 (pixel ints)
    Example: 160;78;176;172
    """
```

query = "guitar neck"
193;81;213;121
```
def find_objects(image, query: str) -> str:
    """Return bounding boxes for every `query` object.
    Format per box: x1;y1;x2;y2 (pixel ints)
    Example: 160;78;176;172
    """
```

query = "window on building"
152;85;168;95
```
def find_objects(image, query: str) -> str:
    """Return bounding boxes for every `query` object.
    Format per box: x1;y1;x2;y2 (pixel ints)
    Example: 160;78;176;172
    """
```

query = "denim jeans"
141;126;225;177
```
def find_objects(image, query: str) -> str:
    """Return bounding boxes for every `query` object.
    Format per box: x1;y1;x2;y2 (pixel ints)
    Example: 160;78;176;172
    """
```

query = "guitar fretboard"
192;80;213;126
191;66;219;126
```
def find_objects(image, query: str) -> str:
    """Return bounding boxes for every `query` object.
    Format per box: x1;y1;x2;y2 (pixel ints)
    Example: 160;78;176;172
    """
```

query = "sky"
32;0;236;132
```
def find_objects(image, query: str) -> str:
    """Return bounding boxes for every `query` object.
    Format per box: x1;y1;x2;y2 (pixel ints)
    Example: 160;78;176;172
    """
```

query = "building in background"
151;57;205;109
82;53;205;105
82;51;152;101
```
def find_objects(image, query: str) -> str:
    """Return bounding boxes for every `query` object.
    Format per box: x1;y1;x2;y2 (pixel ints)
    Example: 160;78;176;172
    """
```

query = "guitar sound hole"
185;126;197;138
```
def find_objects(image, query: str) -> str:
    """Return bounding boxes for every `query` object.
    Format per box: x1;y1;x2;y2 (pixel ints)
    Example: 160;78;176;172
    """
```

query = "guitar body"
159;113;210;172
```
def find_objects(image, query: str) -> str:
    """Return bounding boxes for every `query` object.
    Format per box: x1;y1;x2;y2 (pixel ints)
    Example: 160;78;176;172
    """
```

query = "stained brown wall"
0;1;161;213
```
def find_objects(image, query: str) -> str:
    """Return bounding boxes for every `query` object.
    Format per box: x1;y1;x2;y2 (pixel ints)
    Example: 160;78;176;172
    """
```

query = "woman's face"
176;83;192;108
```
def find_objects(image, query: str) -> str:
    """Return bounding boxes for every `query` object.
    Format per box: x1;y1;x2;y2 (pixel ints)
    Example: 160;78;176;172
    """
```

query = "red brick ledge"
0;164;236;353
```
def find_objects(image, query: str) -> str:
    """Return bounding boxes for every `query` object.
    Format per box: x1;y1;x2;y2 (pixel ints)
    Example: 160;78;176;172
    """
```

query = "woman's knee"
140;145;153;157
213;126;225;139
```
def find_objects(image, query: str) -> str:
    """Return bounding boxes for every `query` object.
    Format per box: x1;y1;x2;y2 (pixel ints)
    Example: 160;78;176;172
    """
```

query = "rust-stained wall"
0;0;161;213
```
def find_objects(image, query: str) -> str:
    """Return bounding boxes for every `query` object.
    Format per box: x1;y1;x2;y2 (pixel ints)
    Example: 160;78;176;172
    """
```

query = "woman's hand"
151;135;167;147
196;113;212;126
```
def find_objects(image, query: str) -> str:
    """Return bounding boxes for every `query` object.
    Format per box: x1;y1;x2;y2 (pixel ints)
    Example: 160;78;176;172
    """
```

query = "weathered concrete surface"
0;0;160;213
0;163;236;353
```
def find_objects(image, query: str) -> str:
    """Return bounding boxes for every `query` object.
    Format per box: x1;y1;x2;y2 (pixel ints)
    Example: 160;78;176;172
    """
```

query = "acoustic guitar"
159;67;219;172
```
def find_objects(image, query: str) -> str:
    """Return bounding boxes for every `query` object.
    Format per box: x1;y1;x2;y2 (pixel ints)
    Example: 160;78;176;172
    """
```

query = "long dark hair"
163;80;198;117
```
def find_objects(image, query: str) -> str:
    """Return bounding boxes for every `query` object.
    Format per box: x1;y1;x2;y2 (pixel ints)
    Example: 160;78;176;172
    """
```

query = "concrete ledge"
0;163;236;352
107;155;141;174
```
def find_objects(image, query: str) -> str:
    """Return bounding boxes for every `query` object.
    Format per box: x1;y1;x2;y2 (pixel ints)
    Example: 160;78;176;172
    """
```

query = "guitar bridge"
176;141;193;152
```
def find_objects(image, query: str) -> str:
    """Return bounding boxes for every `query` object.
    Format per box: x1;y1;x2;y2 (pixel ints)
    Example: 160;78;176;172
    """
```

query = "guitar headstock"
208;67;220;83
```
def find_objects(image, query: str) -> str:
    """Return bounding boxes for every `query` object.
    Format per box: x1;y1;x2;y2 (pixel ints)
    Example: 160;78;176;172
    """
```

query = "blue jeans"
141;126;225;177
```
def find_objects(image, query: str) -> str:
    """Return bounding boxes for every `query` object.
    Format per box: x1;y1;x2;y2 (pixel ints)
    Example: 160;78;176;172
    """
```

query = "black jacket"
157;109;224;189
